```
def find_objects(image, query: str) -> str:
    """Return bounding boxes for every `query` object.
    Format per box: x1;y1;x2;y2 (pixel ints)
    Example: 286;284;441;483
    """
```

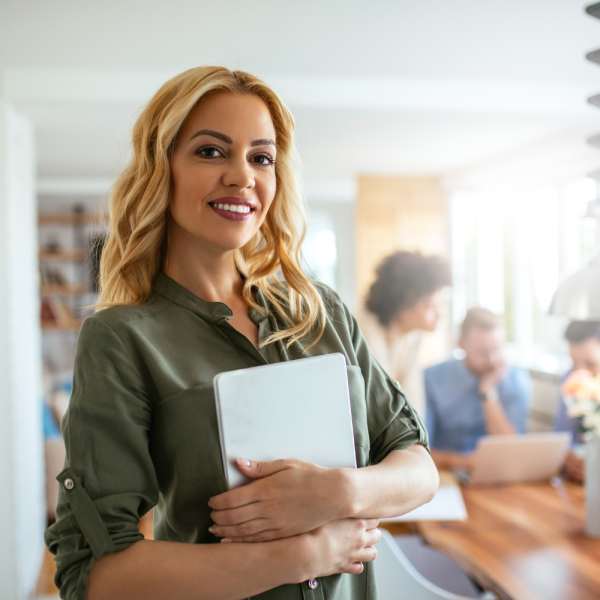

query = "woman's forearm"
343;445;439;519
88;536;306;600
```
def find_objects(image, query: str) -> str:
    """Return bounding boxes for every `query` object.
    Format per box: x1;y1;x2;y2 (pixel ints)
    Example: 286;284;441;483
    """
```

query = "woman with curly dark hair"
359;251;451;416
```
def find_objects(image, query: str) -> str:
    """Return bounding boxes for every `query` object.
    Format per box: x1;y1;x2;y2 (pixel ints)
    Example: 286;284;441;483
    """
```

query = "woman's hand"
300;518;381;578
208;458;350;542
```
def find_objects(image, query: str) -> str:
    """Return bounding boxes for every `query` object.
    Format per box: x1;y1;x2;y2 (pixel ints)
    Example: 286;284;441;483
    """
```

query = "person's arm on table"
429;449;475;471
88;518;380;600
479;364;517;435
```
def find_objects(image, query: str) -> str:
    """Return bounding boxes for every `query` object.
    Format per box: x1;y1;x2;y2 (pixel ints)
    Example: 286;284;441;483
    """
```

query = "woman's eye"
196;146;222;158
253;154;275;166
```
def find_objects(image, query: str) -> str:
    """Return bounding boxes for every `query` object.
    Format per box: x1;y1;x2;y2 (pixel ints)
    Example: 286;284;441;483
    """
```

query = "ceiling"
1;0;600;195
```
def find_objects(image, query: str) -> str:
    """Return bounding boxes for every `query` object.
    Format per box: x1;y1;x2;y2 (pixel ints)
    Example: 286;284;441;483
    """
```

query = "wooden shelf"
40;284;89;296
42;319;84;332
40;249;86;261
39;213;107;226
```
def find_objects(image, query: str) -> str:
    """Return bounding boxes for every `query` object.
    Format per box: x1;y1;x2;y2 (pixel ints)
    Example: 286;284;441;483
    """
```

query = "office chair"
374;530;497;600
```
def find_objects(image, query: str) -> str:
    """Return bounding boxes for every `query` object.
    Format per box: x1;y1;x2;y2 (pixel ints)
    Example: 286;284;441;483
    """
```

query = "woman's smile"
208;197;256;221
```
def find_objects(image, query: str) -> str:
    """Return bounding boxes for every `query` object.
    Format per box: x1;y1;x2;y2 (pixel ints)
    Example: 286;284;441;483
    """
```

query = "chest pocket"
347;365;370;468
157;383;225;483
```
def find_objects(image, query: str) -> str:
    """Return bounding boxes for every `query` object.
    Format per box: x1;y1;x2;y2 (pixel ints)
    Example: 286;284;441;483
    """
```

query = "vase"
586;434;600;538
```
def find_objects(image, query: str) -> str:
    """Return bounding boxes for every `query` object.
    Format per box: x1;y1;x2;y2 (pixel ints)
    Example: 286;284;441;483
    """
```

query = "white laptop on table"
455;431;572;486
213;353;357;489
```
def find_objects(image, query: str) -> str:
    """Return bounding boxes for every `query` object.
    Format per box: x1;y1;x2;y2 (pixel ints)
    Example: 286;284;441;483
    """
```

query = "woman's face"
169;91;277;255
397;289;446;333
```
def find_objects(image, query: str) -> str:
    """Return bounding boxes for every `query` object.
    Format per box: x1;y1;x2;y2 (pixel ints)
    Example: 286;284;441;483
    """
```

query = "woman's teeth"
215;203;252;214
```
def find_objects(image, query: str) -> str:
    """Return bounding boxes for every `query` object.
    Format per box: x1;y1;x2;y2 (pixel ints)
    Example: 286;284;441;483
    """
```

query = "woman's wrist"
337;467;362;519
277;533;317;584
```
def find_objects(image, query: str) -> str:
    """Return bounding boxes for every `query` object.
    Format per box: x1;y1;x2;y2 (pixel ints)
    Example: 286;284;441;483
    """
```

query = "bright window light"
451;178;596;369
314;230;337;269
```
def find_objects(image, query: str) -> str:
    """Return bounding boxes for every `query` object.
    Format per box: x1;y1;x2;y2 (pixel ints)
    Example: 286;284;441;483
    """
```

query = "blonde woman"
45;67;438;600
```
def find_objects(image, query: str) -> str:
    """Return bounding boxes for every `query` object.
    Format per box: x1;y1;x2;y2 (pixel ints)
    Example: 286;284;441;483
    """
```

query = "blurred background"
1;1;600;598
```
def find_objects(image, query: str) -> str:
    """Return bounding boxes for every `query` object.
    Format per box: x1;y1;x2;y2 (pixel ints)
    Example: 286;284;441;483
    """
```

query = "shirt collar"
151;271;269;324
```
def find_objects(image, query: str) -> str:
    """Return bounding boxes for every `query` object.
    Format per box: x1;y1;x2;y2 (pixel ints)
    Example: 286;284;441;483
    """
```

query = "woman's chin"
207;234;257;254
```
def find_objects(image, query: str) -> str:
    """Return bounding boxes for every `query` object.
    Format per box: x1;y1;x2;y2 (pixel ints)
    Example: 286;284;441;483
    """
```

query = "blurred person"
359;251;452;416
554;321;600;483
425;308;532;471
44;67;438;600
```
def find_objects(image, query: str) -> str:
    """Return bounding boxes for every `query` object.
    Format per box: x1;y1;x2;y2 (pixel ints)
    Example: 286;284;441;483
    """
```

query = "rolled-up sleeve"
44;317;159;600
342;303;429;465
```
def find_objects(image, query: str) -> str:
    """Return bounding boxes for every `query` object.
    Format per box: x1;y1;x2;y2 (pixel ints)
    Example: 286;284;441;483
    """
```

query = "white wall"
0;101;45;600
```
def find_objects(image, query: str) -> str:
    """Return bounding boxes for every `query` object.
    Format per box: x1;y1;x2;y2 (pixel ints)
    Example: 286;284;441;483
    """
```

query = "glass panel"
303;211;338;290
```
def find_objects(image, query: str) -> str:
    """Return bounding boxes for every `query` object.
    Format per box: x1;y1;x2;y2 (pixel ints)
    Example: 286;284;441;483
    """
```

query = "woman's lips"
208;198;255;222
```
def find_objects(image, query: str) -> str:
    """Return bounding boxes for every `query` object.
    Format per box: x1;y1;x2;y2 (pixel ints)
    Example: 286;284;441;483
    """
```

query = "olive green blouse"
45;272;428;600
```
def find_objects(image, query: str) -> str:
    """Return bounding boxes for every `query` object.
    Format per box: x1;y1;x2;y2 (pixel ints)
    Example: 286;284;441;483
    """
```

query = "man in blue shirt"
554;321;600;482
425;307;532;471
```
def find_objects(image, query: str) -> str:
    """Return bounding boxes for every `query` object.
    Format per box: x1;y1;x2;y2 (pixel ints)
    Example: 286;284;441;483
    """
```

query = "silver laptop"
456;432;572;486
214;353;357;489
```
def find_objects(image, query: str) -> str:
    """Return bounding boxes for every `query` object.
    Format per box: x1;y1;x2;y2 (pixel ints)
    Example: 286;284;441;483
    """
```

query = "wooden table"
384;478;600;600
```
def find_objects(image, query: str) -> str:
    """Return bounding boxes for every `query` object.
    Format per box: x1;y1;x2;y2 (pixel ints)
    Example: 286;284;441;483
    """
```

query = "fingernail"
220;538;233;543
237;458;251;467
208;526;215;533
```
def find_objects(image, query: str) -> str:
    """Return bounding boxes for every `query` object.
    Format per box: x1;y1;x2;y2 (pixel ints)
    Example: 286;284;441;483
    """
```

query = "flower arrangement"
561;370;600;440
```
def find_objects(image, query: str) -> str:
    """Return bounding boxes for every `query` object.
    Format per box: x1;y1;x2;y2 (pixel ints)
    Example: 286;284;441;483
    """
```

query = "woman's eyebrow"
251;138;275;147
189;129;232;144
188;130;275;147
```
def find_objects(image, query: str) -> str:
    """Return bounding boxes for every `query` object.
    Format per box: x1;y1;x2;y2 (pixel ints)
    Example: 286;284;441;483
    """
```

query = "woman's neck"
392;312;415;335
163;226;243;305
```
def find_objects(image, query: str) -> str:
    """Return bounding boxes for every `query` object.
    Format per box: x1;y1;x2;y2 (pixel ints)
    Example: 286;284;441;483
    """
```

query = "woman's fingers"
362;518;380;530
210;502;262;527
364;527;382;547
208;483;258;511
343;562;365;575
209;517;271;539
356;545;378;564
235;458;297;480
224;529;282;543
341;545;377;575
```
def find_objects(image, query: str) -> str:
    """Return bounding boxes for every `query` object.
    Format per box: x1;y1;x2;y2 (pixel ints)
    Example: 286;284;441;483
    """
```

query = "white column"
0;101;45;600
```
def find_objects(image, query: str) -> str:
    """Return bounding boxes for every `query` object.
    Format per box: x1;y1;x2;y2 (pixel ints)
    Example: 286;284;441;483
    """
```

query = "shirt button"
63;478;75;490
308;579;318;590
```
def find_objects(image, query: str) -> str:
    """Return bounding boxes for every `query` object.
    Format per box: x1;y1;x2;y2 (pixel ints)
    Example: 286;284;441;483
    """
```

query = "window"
450;177;597;370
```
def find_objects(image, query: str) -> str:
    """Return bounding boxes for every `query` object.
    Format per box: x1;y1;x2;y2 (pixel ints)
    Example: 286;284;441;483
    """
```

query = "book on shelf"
41;300;57;324
40;263;68;286
40;297;76;328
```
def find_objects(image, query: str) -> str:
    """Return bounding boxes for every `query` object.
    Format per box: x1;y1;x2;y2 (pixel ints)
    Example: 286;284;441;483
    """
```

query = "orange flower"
561;370;594;396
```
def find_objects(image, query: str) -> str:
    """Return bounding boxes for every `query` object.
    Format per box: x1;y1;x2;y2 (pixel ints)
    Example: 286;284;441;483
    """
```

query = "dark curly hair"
365;251;451;326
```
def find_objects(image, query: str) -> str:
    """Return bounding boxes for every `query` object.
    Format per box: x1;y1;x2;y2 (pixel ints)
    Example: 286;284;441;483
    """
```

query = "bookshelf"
42;320;85;332
39;249;86;261
39;209;106;333
39;213;97;226
40;284;88;296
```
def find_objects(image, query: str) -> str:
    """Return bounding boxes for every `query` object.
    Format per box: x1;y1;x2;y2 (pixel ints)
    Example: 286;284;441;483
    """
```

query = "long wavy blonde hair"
99;66;326;349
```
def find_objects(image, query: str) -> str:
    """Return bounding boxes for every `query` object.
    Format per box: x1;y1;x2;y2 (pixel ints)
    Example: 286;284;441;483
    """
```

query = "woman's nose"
222;156;254;189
